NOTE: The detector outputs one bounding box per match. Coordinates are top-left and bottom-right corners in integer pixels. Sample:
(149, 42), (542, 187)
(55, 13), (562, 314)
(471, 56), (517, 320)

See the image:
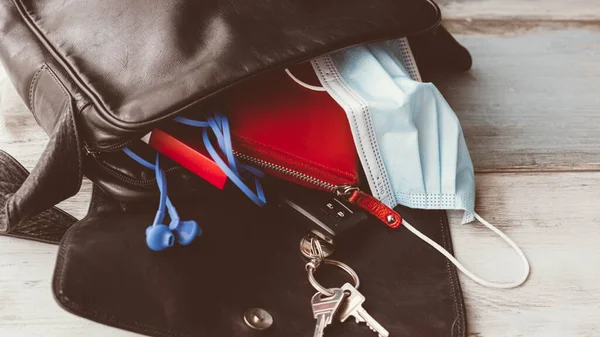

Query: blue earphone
(123, 149), (202, 251)
(123, 113), (265, 251)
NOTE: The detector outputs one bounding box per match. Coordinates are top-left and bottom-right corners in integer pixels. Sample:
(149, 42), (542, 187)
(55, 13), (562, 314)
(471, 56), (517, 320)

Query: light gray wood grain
(432, 28), (600, 172)
(0, 239), (140, 337)
(449, 172), (600, 337)
(438, 0), (600, 21)
(444, 19), (600, 36)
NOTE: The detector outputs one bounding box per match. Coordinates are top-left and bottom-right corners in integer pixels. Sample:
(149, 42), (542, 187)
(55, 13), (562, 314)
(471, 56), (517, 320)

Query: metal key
(311, 288), (345, 337)
(338, 283), (390, 337)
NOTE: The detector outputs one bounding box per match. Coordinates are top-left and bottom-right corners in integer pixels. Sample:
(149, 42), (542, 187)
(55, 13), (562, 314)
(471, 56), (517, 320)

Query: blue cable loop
(175, 113), (267, 207)
(123, 147), (179, 223)
(167, 114), (266, 206)
(122, 147), (154, 169)
(153, 155), (181, 227)
(153, 158), (168, 226)
(173, 116), (210, 128)
(122, 148), (183, 223)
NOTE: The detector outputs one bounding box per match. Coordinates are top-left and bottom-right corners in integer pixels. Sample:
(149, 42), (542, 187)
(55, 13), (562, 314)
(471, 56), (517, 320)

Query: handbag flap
(53, 188), (466, 337)
(11, 0), (440, 150)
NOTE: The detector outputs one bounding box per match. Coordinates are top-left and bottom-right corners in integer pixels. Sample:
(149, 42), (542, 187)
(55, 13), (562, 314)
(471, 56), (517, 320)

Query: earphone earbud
(170, 219), (201, 246)
(146, 153), (201, 251)
(145, 172), (174, 252)
(146, 224), (175, 251)
(123, 143), (205, 251)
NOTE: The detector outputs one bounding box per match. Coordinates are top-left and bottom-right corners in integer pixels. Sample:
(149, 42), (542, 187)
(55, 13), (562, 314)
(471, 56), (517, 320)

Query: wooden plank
(438, 0), (600, 21)
(448, 172), (600, 337)
(0, 238), (140, 337)
(431, 28), (600, 172)
(444, 19), (600, 36)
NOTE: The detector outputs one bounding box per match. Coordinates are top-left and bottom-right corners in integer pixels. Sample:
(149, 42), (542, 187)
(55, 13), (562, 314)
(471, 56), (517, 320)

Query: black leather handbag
(0, 0), (473, 336)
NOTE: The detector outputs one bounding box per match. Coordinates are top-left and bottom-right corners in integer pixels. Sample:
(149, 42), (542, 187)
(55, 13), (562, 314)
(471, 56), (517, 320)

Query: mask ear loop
(401, 213), (530, 289)
(285, 68), (327, 92)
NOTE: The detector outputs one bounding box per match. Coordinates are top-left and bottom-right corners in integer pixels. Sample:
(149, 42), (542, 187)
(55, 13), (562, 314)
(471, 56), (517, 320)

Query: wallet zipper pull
(335, 186), (402, 229)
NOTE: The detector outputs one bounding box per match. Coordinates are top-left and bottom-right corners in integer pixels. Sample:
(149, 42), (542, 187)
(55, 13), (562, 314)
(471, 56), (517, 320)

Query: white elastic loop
(402, 212), (530, 289)
(284, 68), (327, 92)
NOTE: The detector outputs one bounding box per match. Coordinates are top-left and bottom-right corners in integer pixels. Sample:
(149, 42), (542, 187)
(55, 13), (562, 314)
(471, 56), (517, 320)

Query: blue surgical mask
(287, 38), (530, 289)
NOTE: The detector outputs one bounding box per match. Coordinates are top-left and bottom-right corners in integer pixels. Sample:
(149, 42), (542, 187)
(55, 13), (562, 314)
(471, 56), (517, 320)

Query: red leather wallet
(226, 63), (359, 191)
(149, 63), (401, 228)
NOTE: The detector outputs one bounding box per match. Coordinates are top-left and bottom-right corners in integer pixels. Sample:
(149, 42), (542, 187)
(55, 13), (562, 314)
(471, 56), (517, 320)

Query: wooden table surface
(1, 1), (600, 336)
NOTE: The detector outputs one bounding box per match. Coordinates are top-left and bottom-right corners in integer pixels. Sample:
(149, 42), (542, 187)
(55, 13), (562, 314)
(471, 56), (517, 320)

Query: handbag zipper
(232, 150), (402, 228)
(85, 144), (182, 187)
(84, 139), (138, 155)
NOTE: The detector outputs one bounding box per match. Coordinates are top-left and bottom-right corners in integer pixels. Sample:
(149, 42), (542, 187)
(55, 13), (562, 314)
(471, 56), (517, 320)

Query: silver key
(338, 283), (390, 337)
(311, 288), (345, 337)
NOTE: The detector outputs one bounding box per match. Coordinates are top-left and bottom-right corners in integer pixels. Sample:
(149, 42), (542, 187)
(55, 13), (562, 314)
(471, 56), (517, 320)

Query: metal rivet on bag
(244, 308), (273, 330)
(386, 215), (397, 224)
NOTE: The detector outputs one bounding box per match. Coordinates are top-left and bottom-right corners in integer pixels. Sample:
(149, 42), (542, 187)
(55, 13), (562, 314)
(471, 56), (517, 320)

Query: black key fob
(276, 185), (368, 237)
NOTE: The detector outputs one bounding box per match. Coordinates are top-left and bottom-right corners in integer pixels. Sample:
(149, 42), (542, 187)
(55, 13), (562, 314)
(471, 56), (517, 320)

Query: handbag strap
(0, 83), (82, 243)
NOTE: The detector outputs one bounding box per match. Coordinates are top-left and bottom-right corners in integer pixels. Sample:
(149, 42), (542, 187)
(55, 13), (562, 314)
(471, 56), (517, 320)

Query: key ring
(306, 259), (360, 297)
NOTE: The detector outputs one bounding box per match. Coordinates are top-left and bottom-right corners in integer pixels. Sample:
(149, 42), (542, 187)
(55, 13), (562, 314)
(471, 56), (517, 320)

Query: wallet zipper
(233, 151), (402, 228)
(233, 151), (337, 191)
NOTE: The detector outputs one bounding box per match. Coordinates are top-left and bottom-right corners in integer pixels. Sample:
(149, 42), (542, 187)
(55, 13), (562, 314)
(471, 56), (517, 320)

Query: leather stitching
(4, 64), (82, 239)
(440, 215), (460, 336)
(2, 193), (12, 233)
(11, 0), (116, 129)
(28, 64), (46, 113)
(43, 64), (84, 193)
(0, 149), (77, 238)
(440, 213), (467, 337)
